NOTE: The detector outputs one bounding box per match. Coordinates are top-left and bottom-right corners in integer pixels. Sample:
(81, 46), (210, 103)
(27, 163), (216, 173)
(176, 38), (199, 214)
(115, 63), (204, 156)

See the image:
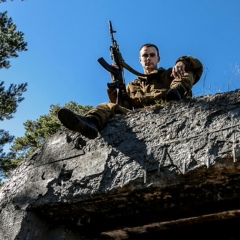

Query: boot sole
(58, 108), (98, 139)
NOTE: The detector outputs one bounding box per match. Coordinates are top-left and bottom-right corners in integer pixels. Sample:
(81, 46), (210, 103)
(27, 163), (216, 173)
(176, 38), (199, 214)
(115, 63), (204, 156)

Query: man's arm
(175, 56), (203, 84)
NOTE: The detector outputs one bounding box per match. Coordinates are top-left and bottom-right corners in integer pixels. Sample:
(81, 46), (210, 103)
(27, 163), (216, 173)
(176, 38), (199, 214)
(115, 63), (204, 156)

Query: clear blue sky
(1, 0), (240, 151)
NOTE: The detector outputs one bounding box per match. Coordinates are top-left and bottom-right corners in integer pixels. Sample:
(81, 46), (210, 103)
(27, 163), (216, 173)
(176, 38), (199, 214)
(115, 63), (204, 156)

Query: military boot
(58, 108), (99, 139)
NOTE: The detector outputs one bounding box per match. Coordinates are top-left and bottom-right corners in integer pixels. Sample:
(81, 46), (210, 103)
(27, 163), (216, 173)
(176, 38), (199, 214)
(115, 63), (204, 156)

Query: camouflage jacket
(107, 55), (203, 109)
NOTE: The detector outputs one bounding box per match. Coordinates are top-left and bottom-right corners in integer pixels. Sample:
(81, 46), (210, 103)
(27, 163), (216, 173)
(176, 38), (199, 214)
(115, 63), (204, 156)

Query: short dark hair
(139, 43), (160, 57)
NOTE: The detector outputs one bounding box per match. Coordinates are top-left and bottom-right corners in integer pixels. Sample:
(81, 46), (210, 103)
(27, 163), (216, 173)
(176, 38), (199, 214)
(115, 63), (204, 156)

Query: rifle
(97, 21), (126, 106)
(98, 21), (146, 106)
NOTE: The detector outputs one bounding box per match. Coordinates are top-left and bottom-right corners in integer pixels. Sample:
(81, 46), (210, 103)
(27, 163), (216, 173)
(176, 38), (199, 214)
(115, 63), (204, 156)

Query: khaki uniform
(86, 55), (203, 129)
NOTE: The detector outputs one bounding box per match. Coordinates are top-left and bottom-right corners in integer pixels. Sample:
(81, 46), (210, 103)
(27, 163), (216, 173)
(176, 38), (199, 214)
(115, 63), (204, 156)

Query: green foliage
(0, 11), (27, 69)
(0, 10), (27, 183)
(0, 81), (27, 121)
(0, 151), (19, 178)
(0, 0), (24, 2)
(0, 81), (27, 174)
(5, 102), (93, 172)
(0, 129), (14, 161)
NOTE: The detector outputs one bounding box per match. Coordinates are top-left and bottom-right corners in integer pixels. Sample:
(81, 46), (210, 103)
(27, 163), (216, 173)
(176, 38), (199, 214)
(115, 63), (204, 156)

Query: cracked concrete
(1, 90), (240, 239)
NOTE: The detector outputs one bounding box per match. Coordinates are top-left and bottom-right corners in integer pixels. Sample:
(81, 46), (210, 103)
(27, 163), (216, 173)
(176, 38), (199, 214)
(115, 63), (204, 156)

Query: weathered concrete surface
(1, 90), (240, 239)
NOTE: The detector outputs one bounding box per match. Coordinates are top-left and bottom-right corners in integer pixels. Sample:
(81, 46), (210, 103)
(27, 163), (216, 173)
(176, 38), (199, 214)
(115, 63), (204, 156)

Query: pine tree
(0, 11), (27, 184)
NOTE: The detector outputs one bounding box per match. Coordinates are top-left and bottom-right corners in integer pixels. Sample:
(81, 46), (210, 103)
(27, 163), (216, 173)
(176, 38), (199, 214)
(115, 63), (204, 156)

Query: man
(58, 43), (203, 139)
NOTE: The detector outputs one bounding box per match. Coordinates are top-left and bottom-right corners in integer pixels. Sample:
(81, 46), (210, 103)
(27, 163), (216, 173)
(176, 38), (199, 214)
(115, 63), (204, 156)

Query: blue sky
(1, 0), (240, 151)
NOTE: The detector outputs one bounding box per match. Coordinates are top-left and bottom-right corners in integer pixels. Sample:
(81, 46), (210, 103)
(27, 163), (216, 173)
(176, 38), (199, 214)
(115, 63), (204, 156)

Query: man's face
(139, 46), (160, 73)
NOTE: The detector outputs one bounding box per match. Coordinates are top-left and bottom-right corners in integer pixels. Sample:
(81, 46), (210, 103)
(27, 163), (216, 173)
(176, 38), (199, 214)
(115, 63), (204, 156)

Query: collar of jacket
(137, 67), (165, 81)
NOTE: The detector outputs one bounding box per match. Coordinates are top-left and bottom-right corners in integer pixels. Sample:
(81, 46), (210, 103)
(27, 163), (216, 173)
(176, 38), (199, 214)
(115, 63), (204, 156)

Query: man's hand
(110, 63), (120, 81)
(171, 61), (185, 79)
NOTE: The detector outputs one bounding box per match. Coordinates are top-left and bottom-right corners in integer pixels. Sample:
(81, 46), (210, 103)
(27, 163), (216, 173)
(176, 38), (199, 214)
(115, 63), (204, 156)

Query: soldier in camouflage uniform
(58, 43), (203, 139)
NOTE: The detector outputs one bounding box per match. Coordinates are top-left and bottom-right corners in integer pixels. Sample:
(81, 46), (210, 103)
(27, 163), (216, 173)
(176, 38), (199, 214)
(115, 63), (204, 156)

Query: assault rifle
(98, 21), (146, 106)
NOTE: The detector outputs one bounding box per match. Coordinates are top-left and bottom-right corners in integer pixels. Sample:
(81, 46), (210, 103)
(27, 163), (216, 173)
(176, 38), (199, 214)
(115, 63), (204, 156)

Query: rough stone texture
(1, 90), (240, 239)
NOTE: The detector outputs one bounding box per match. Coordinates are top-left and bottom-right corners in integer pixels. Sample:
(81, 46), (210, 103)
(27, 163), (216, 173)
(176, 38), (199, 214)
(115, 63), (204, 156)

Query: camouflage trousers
(85, 103), (131, 130)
